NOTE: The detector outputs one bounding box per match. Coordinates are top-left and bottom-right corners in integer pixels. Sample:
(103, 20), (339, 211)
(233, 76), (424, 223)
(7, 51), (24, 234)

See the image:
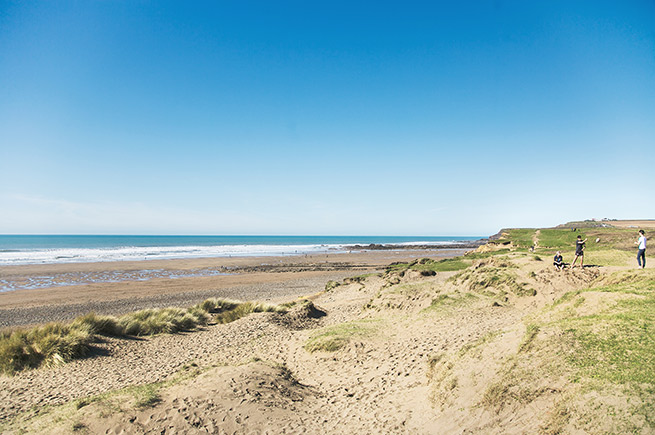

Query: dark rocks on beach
(221, 263), (370, 274)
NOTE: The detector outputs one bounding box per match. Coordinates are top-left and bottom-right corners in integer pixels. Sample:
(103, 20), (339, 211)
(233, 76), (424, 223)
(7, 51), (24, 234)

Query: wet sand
(0, 249), (466, 328)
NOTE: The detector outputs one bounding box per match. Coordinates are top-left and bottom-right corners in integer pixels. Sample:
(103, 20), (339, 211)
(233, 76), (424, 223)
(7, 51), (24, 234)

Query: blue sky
(1, 1), (654, 236)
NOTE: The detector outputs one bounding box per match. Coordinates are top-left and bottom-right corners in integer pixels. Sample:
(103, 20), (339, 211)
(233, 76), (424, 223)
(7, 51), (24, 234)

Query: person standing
(636, 230), (647, 269)
(571, 235), (587, 268)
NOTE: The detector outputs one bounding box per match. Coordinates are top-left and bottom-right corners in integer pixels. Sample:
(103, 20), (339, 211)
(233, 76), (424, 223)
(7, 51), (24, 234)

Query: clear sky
(1, 1), (654, 236)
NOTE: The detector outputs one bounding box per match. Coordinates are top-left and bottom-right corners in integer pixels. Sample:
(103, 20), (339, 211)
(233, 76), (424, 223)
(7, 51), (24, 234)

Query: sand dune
(1, 240), (651, 433)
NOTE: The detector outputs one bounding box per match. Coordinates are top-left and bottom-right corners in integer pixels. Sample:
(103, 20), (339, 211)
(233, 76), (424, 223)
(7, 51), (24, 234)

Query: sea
(0, 235), (481, 266)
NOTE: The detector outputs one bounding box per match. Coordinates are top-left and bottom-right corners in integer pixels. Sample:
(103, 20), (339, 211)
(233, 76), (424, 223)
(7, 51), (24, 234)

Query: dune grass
(0, 322), (95, 374)
(213, 301), (286, 324)
(448, 259), (535, 298)
(325, 280), (341, 291)
(304, 319), (381, 353)
(555, 273), (655, 386)
(387, 257), (472, 274)
(195, 297), (241, 313)
(547, 276), (655, 431)
(465, 249), (511, 259)
(0, 298), (286, 375)
(422, 292), (479, 314)
(480, 268), (655, 432)
(493, 229), (536, 248)
(133, 383), (162, 408)
(121, 307), (210, 336)
(580, 248), (634, 267)
(583, 227), (642, 251)
(70, 306), (211, 338)
(536, 229), (581, 249)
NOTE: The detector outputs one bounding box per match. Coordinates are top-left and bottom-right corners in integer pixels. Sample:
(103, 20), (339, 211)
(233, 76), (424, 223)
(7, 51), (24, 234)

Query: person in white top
(636, 230), (647, 269)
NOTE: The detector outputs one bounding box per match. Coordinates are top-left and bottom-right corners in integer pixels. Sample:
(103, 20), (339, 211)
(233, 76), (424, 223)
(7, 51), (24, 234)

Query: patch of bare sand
(84, 361), (322, 434)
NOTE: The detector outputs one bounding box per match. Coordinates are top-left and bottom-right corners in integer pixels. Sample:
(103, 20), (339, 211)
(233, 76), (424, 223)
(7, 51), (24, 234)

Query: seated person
(553, 251), (564, 270)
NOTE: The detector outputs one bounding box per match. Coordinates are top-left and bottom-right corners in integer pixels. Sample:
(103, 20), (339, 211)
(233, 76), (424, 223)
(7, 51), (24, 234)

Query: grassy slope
(379, 226), (653, 432)
(462, 227), (654, 432)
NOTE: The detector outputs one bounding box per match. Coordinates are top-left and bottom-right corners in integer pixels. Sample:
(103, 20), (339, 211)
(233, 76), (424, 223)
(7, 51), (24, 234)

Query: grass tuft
(133, 384), (161, 408)
(117, 307), (210, 336)
(304, 319), (381, 353)
(0, 322), (94, 374)
(387, 257), (471, 274)
(423, 293), (478, 313)
(213, 302), (286, 324)
(72, 313), (122, 336)
(449, 259), (535, 297)
(518, 324), (539, 353)
(194, 298), (241, 313)
(0, 297), (286, 374)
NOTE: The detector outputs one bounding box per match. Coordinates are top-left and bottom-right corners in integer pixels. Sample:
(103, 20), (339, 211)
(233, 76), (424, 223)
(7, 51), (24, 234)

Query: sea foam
(0, 236), (477, 266)
(0, 244), (348, 266)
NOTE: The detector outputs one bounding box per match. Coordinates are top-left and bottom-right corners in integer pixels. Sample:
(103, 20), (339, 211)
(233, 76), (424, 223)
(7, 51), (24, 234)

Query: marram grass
(0, 298), (286, 374)
(117, 307), (210, 336)
(386, 257), (471, 274)
(213, 301), (286, 324)
(0, 322), (94, 374)
(304, 319), (381, 353)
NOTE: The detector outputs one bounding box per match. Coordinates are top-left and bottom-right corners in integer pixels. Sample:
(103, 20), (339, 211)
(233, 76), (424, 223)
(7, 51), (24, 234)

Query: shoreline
(2, 225), (650, 433)
(0, 236), (485, 267)
(0, 248), (468, 328)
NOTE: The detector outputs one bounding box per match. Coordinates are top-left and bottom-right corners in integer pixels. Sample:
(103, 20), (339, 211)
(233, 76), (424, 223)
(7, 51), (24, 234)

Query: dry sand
(0, 249), (616, 433)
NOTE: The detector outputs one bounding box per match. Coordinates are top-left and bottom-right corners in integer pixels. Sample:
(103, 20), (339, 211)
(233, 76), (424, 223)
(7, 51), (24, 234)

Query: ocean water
(0, 235), (480, 266)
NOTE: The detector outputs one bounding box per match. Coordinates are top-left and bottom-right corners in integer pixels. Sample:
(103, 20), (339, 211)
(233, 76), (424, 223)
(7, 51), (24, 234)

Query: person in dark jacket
(570, 235), (587, 268)
(553, 251), (564, 270)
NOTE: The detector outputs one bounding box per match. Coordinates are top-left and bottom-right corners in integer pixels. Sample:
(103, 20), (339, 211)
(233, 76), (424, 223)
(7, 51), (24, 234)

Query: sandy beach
(3, 0), (651, 431)
(0, 249), (467, 328)
(1, 226), (653, 434)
